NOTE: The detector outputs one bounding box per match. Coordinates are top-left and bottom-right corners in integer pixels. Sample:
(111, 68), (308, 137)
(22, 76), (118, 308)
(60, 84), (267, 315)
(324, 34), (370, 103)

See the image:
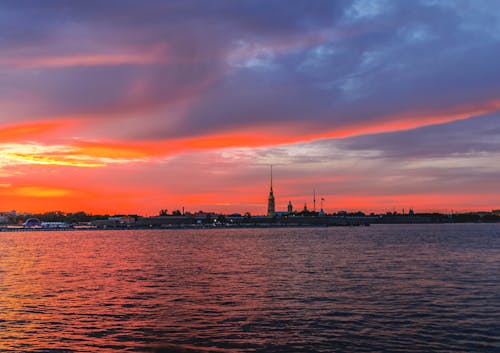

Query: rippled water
(1, 224), (499, 352)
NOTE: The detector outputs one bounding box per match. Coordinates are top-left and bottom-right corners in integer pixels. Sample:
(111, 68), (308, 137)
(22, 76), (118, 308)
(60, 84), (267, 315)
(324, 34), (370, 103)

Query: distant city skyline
(0, 1), (499, 215)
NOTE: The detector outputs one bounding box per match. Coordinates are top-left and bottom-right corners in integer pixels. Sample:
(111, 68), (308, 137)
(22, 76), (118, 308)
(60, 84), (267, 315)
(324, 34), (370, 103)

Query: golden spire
(267, 165), (275, 216)
(270, 165), (273, 193)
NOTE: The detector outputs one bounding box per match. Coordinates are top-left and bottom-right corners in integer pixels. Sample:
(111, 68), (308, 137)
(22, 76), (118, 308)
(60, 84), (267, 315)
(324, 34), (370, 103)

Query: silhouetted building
(287, 201), (293, 214)
(0, 210), (16, 224)
(267, 166), (275, 216)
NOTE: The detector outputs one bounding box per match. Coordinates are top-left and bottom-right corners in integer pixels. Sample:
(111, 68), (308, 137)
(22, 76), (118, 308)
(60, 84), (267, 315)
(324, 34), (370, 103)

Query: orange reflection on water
(1, 227), (499, 352)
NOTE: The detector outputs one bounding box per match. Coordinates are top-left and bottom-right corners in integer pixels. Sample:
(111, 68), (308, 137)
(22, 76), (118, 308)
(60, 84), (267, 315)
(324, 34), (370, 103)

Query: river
(1, 224), (499, 352)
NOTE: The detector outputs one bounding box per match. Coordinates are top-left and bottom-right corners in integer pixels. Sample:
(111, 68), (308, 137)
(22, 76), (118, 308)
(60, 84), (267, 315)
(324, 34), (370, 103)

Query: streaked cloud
(13, 186), (75, 198)
(0, 52), (167, 70)
(0, 142), (149, 172)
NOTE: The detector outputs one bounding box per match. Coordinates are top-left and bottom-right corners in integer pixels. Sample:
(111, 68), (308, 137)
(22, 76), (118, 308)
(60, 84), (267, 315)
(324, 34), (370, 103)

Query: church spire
(267, 165), (275, 216)
(270, 165), (273, 192)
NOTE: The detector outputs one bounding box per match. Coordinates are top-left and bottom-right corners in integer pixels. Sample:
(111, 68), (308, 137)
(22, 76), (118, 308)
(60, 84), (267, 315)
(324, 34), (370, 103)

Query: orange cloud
(3, 185), (75, 198)
(131, 99), (500, 155)
(19, 99), (497, 167)
(16, 186), (72, 198)
(0, 121), (72, 142)
(74, 141), (155, 160)
(114, 98), (500, 156)
(1, 97), (498, 175)
(3, 97), (498, 170)
(5, 152), (106, 168)
(0, 142), (107, 169)
(315, 99), (500, 141)
(57, 134), (288, 164)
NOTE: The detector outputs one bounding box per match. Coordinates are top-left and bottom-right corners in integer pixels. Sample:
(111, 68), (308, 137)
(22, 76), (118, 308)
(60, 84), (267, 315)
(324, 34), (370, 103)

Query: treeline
(13, 211), (138, 224)
(383, 212), (500, 223)
(451, 213), (500, 223)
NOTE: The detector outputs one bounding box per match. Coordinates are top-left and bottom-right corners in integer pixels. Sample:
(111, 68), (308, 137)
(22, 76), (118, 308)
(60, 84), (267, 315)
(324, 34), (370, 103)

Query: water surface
(1, 224), (499, 352)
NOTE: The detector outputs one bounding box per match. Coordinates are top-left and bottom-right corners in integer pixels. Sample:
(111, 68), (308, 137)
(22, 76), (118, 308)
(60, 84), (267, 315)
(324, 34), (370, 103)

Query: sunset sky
(1, 0), (499, 215)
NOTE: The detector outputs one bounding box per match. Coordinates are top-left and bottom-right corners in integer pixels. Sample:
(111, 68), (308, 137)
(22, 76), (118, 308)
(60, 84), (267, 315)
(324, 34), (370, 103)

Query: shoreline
(0, 224), (363, 232)
(2, 222), (499, 232)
